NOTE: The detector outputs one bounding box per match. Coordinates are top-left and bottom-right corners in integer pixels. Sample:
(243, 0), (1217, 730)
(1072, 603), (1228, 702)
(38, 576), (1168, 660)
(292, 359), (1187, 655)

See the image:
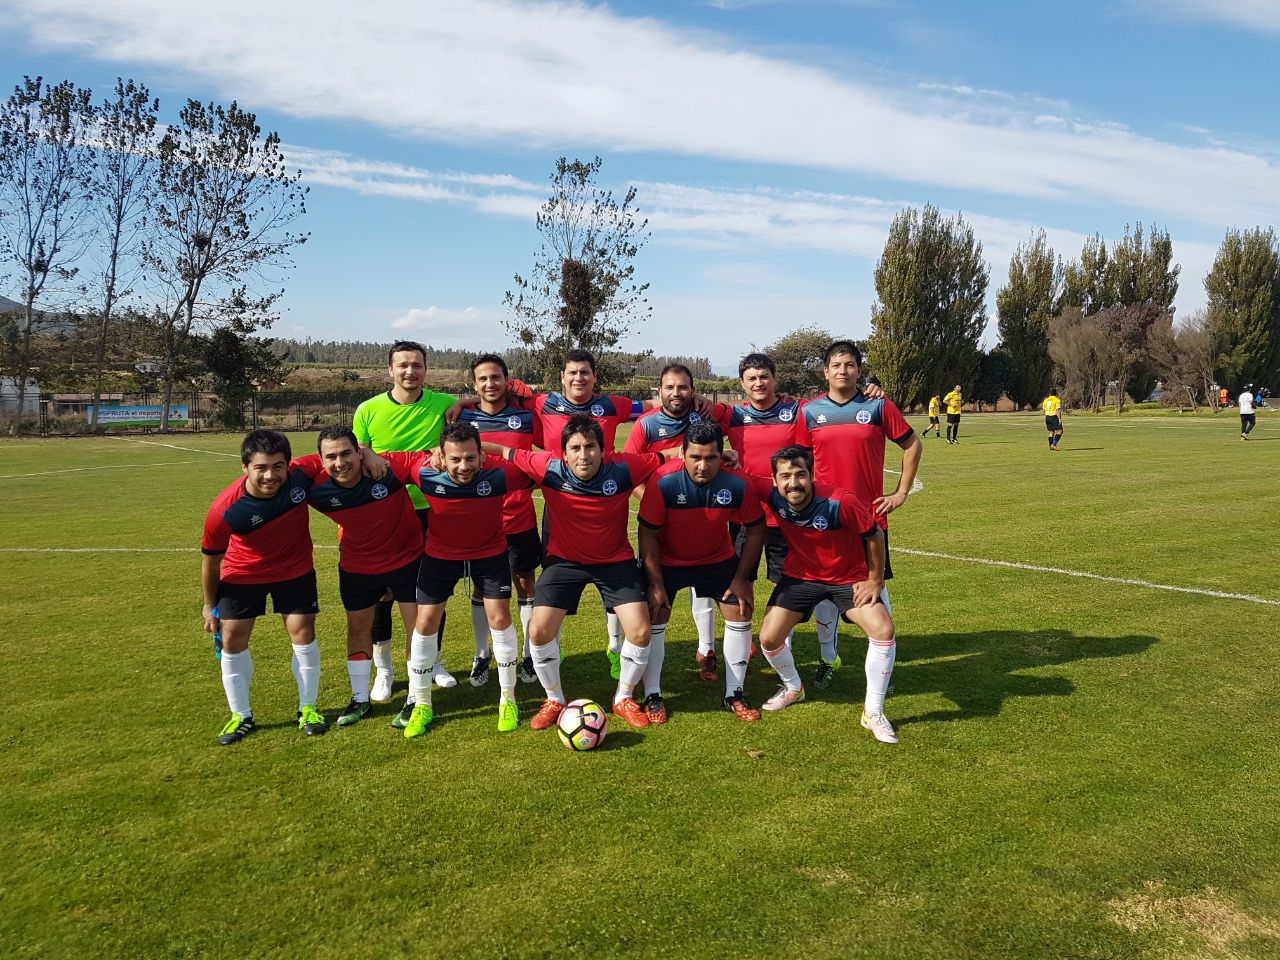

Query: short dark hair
(561, 413), (604, 450)
(824, 340), (862, 367)
(683, 421), (725, 451)
(241, 429), (291, 465)
(316, 425), (358, 453)
(562, 349), (596, 373)
(738, 352), (776, 377)
(660, 363), (693, 386)
(770, 444), (813, 476)
(440, 421), (482, 453)
(388, 340), (427, 365)
(471, 353), (508, 378)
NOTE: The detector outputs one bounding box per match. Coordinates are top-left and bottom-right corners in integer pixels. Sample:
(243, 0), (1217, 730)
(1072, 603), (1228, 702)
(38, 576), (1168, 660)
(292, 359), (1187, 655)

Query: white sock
(784, 629), (794, 650)
(532, 637), (565, 704)
(691, 593), (716, 656)
(722, 620), (752, 697)
(292, 641), (321, 709)
(763, 643), (802, 692)
(864, 639), (897, 715)
(470, 600), (490, 659)
(815, 598), (840, 663)
(347, 656), (371, 702)
(616, 640), (650, 703)
(491, 625), (518, 699)
(518, 600), (533, 657)
(220, 649), (252, 716)
(408, 630), (437, 707)
(606, 611), (622, 654)
(643, 623), (667, 697)
(372, 640), (393, 678)
(879, 584), (892, 615)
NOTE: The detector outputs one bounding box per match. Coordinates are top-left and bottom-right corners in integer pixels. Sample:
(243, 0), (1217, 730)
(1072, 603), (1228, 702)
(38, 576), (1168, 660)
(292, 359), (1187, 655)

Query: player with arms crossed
(748, 446), (899, 744)
(494, 413), (664, 731)
(1042, 391), (1063, 450)
(943, 384), (964, 444)
(202, 430), (325, 746)
(638, 422), (766, 722)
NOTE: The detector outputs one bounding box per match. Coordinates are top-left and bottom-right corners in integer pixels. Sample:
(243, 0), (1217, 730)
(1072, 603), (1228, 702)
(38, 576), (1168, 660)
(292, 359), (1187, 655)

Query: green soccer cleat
(403, 702), (434, 738)
(336, 698), (371, 727)
(607, 648), (621, 680)
(811, 655), (843, 690)
(297, 704), (327, 736)
(218, 712), (256, 746)
(391, 698), (415, 729)
(497, 697), (519, 733)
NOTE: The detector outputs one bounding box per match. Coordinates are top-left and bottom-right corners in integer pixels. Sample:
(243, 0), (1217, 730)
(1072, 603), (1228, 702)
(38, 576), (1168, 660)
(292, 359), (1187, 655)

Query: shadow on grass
(1056, 446), (1104, 452)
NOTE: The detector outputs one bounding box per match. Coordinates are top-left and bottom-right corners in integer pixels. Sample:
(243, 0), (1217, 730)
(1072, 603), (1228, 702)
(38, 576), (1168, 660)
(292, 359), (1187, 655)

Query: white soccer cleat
(762, 684), (806, 712)
(370, 670), (394, 703)
(860, 711), (899, 744)
(432, 661), (458, 689)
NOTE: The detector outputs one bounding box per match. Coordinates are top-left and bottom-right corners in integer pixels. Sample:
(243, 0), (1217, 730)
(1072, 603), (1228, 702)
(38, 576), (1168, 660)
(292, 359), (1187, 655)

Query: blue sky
(3, 0), (1278, 373)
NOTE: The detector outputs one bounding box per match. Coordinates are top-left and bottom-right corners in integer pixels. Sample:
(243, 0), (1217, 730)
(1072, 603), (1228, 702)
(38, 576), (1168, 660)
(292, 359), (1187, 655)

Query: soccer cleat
(606, 648), (622, 680)
(403, 702), (434, 738)
(336, 698), (371, 727)
(722, 690), (760, 723)
(519, 655), (537, 684)
(762, 684), (806, 712)
(370, 669), (394, 703)
(860, 711), (899, 744)
(696, 650), (719, 682)
(644, 692), (668, 725)
(497, 698), (519, 732)
(811, 655), (843, 690)
(391, 698), (416, 729)
(529, 699), (565, 731)
(469, 655), (491, 687)
(612, 697), (651, 729)
(297, 704), (327, 736)
(217, 713), (256, 746)
(432, 662), (458, 689)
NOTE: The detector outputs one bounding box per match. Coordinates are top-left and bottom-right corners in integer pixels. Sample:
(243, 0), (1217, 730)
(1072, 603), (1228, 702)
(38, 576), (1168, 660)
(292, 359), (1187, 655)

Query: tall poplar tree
(1204, 227), (1280, 387)
(996, 230), (1062, 408)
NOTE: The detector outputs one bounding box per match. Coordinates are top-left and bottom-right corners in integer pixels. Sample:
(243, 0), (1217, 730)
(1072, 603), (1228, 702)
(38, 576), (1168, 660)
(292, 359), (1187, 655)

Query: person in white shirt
(1239, 386), (1256, 439)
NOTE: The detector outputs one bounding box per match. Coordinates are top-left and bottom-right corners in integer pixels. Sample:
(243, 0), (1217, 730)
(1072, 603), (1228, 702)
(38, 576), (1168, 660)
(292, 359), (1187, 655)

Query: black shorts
(217, 569), (319, 620)
(768, 576), (882, 623)
(338, 557), (420, 611)
(1045, 415), (1062, 431)
(946, 413), (961, 425)
(506, 526), (543, 575)
(661, 556), (739, 602)
(416, 551), (512, 605)
(731, 522), (788, 584)
(1241, 413), (1256, 428)
(928, 416), (939, 425)
(534, 556), (647, 613)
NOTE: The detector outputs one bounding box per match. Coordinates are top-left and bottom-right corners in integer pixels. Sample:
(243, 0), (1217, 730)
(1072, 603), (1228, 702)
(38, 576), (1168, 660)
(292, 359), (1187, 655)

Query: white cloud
(6, 0), (1279, 227)
(389, 305), (508, 348)
(1138, 0), (1280, 34)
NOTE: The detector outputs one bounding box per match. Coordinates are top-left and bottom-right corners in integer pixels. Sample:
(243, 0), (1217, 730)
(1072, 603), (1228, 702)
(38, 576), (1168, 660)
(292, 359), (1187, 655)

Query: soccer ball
(557, 698), (608, 751)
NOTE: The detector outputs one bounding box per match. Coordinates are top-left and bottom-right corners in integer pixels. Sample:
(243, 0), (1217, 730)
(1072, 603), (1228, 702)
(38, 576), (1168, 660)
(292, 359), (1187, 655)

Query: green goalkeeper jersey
(352, 389), (455, 510)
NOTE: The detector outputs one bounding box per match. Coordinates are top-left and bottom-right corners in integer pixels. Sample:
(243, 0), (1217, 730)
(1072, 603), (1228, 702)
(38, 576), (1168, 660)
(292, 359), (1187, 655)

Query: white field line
(0, 459), (205, 480)
(110, 436), (240, 458)
(0, 546), (340, 553)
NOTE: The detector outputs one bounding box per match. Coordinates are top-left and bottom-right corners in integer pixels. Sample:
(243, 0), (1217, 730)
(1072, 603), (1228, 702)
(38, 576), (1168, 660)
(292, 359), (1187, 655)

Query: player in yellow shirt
(943, 385), (963, 444)
(923, 394), (942, 438)
(1041, 392), (1063, 450)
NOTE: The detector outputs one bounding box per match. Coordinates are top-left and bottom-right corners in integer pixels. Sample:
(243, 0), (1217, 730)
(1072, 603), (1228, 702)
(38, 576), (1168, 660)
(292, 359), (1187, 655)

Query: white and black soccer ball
(557, 698), (609, 751)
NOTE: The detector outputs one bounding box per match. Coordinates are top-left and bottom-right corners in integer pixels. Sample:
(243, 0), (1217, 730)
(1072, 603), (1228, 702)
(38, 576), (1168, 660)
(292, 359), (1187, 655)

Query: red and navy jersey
(292, 455), (422, 575)
(529, 392), (634, 453)
(201, 464), (315, 584)
(747, 476), (876, 585)
(385, 452), (532, 561)
(458, 404), (542, 533)
(624, 404), (728, 454)
(510, 449), (662, 564)
(796, 393), (913, 529)
(720, 398), (802, 526)
(638, 460), (764, 566)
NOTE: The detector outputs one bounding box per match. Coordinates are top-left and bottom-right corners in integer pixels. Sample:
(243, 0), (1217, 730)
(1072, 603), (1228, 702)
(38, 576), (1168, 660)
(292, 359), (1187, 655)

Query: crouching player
(748, 446), (899, 744)
(294, 426), (421, 727)
(201, 429), (324, 745)
(637, 422), (765, 722)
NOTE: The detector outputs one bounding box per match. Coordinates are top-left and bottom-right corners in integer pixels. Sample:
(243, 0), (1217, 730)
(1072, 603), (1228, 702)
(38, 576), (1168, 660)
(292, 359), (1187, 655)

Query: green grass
(2, 413), (1279, 959)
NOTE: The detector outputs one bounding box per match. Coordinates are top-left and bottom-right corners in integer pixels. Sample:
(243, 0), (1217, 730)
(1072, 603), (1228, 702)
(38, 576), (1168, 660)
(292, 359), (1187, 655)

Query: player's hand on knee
(853, 578), (883, 607)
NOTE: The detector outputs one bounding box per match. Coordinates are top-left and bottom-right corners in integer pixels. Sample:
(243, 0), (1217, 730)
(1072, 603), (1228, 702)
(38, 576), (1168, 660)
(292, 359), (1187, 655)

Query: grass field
(2, 411), (1279, 960)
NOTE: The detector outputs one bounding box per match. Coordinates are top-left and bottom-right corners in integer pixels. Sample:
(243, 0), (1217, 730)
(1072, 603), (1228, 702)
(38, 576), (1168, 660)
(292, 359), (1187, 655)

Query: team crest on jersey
(477, 480), (492, 496)
(856, 410), (872, 424)
(779, 408), (794, 422)
(251, 514), (264, 526)
(815, 414), (827, 424)
(507, 415), (523, 430)
(590, 403), (605, 416)
(812, 515), (829, 530)
(289, 487), (306, 504)
(689, 412), (701, 424)
(602, 478), (618, 495)
(676, 492), (687, 504)
(434, 484), (446, 494)
(743, 415), (753, 423)
(658, 427), (668, 437)
(557, 404), (568, 412)
(329, 497), (342, 507)
(715, 488), (732, 505)
(371, 483), (388, 499)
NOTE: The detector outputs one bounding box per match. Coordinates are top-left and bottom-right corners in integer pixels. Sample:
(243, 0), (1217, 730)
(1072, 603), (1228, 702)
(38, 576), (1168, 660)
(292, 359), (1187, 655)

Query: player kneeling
(748, 446), (899, 744)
